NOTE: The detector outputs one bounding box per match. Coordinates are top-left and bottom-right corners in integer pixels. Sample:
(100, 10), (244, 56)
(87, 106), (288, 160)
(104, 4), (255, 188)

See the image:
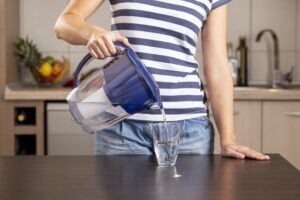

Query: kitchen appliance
(67, 42), (162, 133)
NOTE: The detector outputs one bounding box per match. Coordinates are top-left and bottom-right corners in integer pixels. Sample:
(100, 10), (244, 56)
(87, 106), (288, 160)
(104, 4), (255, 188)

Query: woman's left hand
(221, 143), (270, 160)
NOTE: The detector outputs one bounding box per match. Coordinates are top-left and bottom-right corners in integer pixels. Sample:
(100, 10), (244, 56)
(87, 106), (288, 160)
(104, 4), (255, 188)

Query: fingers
(115, 35), (132, 48)
(88, 42), (104, 59)
(96, 39), (111, 57)
(222, 146), (245, 159)
(87, 34), (104, 59)
(87, 46), (98, 59)
(87, 32), (131, 59)
(222, 144), (271, 160)
(232, 145), (270, 160)
(104, 35), (117, 55)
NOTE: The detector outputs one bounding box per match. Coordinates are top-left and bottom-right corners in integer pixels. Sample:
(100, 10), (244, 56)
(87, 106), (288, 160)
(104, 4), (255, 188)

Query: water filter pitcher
(67, 42), (162, 133)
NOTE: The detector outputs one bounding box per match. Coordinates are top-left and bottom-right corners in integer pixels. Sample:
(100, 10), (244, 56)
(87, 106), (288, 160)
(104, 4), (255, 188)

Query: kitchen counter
(0, 154), (299, 200)
(5, 83), (71, 101)
(4, 82), (300, 100)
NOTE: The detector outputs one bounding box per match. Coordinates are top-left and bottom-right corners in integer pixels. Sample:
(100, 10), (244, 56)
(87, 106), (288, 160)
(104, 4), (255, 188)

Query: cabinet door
(47, 103), (95, 155)
(211, 101), (262, 154)
(263, 101), (300, 170)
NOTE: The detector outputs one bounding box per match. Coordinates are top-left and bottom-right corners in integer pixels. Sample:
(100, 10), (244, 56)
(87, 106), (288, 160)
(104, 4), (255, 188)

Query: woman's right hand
(87, 31), (132, 59)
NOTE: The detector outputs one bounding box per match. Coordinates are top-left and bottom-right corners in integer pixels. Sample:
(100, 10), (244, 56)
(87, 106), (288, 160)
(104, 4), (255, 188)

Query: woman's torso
(109, 0), (215, 121)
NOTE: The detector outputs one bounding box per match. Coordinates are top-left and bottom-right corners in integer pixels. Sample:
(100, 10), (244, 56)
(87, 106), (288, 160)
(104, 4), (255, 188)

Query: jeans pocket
(186, 115), (212, 129)
(179, 116), (214, 154)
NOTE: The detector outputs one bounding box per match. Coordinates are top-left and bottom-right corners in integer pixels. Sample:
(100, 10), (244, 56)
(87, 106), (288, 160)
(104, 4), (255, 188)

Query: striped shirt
(109, 0), (231, 121)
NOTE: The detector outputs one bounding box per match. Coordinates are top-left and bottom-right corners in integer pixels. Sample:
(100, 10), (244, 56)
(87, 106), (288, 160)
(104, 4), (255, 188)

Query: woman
(55, 0), (270, 160)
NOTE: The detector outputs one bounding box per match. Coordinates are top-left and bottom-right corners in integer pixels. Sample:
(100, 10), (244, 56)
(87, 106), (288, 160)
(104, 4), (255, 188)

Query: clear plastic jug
(67, 42), (162, 133)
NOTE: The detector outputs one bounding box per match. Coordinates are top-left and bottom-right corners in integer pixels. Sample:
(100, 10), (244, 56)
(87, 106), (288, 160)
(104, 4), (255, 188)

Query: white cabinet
(211, 101), (262, 154)
(210, 100), (300, 171)
(262, 101), (300, 170)
(47, 103), (95, 155)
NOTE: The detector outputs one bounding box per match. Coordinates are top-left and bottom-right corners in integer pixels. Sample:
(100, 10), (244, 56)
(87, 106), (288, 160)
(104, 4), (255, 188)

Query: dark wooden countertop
(0, 154), (299, 200)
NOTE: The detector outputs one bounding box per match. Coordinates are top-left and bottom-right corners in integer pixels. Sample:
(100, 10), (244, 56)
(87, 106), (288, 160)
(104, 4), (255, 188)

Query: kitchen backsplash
(20, 0), (300, 85)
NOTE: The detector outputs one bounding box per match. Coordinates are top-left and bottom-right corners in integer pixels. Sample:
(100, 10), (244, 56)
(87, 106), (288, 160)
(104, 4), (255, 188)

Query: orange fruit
(52, 64), (62, 76)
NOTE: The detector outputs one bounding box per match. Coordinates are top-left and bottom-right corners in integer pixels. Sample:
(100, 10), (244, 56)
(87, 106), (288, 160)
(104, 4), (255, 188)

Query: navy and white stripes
(109, 0), (231, 121)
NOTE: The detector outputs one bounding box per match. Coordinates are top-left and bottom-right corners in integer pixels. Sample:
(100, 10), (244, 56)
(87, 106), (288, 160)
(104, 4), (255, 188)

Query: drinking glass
(152, 122), (181, 166)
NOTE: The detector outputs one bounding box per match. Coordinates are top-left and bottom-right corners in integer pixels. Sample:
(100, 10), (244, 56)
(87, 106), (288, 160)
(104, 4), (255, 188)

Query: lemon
(39, 63), (52, 77)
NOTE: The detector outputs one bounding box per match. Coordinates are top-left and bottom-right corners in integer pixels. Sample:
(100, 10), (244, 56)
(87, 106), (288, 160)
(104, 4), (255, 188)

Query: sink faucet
(256, 29), (281, 88)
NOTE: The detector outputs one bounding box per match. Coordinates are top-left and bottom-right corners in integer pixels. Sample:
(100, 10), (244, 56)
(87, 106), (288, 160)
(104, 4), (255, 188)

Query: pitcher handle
(73, 41), (128, 87)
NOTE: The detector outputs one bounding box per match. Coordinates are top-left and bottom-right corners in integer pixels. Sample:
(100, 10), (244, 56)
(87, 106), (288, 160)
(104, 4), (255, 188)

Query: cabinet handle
(285, 112), (300, 117)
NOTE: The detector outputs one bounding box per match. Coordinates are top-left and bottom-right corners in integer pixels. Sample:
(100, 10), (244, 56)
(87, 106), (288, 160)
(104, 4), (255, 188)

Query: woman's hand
(87, 31), (132, 59)
(221, 142), (270, 160)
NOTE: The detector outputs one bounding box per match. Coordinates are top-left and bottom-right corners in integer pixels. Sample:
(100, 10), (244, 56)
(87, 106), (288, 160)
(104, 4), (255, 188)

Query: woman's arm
(54, 0), (131, 58)
(201, 5), (269, 160)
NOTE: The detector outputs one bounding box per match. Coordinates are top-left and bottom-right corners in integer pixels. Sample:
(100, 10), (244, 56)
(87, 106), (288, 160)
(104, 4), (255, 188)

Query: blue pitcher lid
(124, 47), (163, 109)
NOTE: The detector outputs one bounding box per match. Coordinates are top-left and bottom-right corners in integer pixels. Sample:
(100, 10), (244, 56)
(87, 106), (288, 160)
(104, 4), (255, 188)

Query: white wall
(20, 0), (111, 73)
(20, 0), (300, 85)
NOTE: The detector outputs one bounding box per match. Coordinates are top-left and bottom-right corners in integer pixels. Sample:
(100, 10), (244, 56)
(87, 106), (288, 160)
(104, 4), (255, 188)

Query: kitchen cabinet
(3, 85), (300, 171)
(47, 103), (95, 155)
(211, 101), (262, 154)
(262, 101), (300, 170)
(5, 101), (44, 155)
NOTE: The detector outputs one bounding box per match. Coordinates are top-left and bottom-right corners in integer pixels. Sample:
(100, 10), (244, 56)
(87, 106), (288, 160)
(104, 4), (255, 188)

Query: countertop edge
(4, 84), (71, 101)
(4, 83), (300, 101)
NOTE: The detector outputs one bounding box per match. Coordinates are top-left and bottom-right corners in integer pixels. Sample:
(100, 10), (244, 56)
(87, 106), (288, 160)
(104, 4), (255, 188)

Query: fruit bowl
(22, 56), (70, 87)
(15, 37), (70, 87)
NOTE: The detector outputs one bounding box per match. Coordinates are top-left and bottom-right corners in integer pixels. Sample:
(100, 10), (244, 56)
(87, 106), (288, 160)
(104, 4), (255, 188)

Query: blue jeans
(95, 115), (215, 155)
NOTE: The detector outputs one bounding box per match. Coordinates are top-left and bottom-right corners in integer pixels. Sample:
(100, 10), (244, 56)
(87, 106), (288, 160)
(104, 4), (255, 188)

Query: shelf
(15, 107), (36, 125)
(15, 135), (36, 155)
(13, 126), (36, 134)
